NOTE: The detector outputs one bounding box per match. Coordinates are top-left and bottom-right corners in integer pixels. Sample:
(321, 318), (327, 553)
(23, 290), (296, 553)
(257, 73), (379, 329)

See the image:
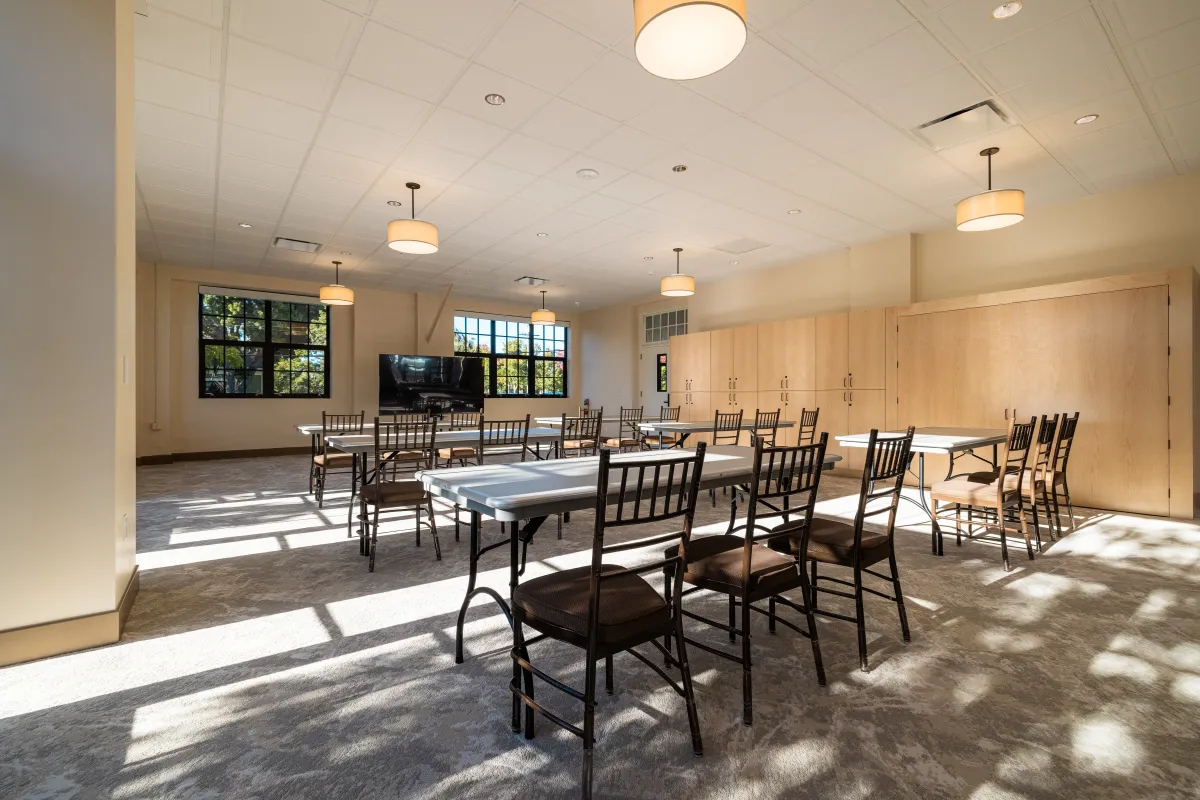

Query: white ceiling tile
(219, 153), (298, 190)
(134, 59), (220, 118)
(794, 105), (911, 157)
(215, 197), (285, 226)
(286, 191), (356, 220)
(422, 184), (507, 226)
(279, 208), (343, 235)
(1028, 89), (1147, 143)
(933, 0), (1089, 54)
(475, 5), (606, 94)
(519, 98), (620, 150)
(1132, 18), (1200, 79)
(748, 78), (864, 140)
(690, 116), (824, 188)
(328, 76), (434, 137)
(220, 123), (311, 170)
(470, 198), (556, 236)
(347, 22), (467, 103)
(218, 176), (290, 207)
(583, 126), (674, 172)
(628, 88), (740, 147)
(457, 160), (539, 194)
(148, 0), (224, 28)
(975, 10), (1121, 93)
(522, 0), (628, 47)
(559, 51), (674, 122)
(543, 155), (627, 191)
(136, 133), (217, 172)
(137, 161), (216, 195)
(440, 64), (553, 130)
(292, 171), (369, 204)
(870, 65), (990, 129)
(1112, 0), (1200, 42)
(229, 0), (362, 70)
(999, 66), (1129, 121)
(393, 140), (478, 180)
(150, 217), (215, 239)
(147, 201), (215, 226)
(516, 177), (589, 209)
(568, 193), (635, 220)
(371, 0), (513, 58)
(415, 108), (509, 157)
(222, 87), (323, 142)
(134, 9), (223, 79)
(936, 124), (1046, 175)
(488, 132), (574, 174)
(597, 172), (671, 205)
(224, 36), (340, 111)
(1059, 117), (1161, 162)
(773, 0), (914, 66)
(315, 116), (405, 162)
(1166, 100), (1200, 137)
(833, 24), (956, 100)
(304, 147), (387, 184)
(690, 35), (812, 114)
(135, 102), (219, 149)
(1089, 161), (1179, 193)
(141, 183), (214, 211)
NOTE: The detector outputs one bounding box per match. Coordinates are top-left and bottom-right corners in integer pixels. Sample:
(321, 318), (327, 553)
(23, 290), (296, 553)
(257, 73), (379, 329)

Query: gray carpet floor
(2, 454), (1198, 799)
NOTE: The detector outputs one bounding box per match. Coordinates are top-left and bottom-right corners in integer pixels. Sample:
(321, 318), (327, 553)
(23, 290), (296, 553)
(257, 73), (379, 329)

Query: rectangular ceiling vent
(713, 238), (770, 255)
(915, 100), (1012, 151)
(272, 236), (323, 253)
(514, 276), (549, 286)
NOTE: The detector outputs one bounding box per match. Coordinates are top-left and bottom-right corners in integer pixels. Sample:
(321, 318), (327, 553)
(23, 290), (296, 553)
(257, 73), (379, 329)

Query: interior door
(815, 313), (849, 390)
(639, 346), (669, 414)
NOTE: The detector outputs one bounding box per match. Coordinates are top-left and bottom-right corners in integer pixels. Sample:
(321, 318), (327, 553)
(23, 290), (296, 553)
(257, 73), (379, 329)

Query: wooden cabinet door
(732, 325), (758, 392)
(757, 389), (794, 446)
(1004, 286), (1169, 515)
(847, 390), (886, 471)
(709, 328), (734, 392)
(674, 331), (710, 391)
(784, 317), (816, 392)
(685, 391), (713, 445)
(848, 307), (886, 390)
(813, 389), (849, 463)
(814, 313), (849, 390)
(757, 321), (787, 392)
(668, 333), (688, 393)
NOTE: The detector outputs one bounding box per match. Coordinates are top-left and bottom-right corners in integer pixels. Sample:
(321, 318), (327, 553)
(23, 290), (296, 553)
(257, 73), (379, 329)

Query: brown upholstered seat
(512, 564), (669, 645)
(438, 446), (477, 459)
(360, 480), (427, 506)
(667, 534), (798, 593)
(313, 452), (354, 467)
(562, 439), (595, 449)
(380, 449), (426, 462)
(804, 517), (890, 568)
(929, 472), (1018, 504)
(603, 437), (639, 448)
(641, 435), (678, 446)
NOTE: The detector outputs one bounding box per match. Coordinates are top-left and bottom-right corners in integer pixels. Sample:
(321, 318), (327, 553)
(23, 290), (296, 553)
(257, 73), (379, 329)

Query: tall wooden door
(815, 313), (849, 390)
(671, 331), (710, 392)
(668, 334), (689, 393)
(848, 308), (886, 390)
(785, 317), (816, 392)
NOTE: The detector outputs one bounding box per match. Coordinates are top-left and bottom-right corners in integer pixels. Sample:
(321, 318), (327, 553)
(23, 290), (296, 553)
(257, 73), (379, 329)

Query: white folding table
(836, 427), (1007, 556)
(637, 420), (796, 448)
(418, 445), (841, 665)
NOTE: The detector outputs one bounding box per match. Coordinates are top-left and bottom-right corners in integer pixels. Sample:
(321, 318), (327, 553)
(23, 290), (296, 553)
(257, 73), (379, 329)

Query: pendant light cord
(674, 246), (683, 275)
(333, 260), (341, 284)
(987, 152), (992, 191)
(540, 290), (547, 310)
(410, 185), (416, 220)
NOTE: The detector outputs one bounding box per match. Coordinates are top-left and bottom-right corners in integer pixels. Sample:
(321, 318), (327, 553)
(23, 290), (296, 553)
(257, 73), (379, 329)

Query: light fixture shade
(320, 284), (354, 306)
(387, 218), (439, 254)
(956, 189), (1025, 232)
(634, 0), (747, 80)
(660, 273), (695, 297)
(531, 308), (556, 326)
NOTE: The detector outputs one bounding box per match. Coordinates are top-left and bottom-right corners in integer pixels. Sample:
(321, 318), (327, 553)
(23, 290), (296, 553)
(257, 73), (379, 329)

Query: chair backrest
(373, 418), (436, 473)
(712, 409), (744, 447)
(998, 414), (1036, 500)
(320, 411), (365, 454)
(1051, 412), (1080, 475)
(752, 408), (781, 446)
(480, 414), (531, 463)
(797, 407), (820, 445)
(559, 411), (603, 457)
(449, 410), (481, 430)
(617, 406), (644, 440)
(738, 434), (829, 559)
(582, 444), (708, 651)
(386, 410), (429, 425)
(1031, 413), (1059, 484)
(846, 427), (915, 551)
(659, 406), (681, 422)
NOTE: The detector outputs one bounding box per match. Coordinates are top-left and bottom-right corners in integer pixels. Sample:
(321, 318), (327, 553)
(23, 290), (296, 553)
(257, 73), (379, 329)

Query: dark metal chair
(444, 415), (532, 543)
(751, 408), (781, 447)
(775, 427), (915, 672)
(641, 405), (682, 450)
(437, 410), (483, 467)
(603, 406), (643, 452)
(312, 410), (364, 508)
(710, 409), (744, 506)
(797, 407), (820, 445)
(358, 418), (439, 570)
(1047, 412), (1080, 533)
(556, 409), (603, 458)
(668, 434), (830, 725)
(510, 444), (708, 800)
(930, 415), (1037, 570)
(1024, 414), (1061, 541)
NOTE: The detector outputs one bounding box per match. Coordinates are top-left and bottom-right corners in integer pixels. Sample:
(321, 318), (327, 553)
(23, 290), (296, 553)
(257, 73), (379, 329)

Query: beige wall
(1, 0), (137, 634)
(136, 263), (582, 456)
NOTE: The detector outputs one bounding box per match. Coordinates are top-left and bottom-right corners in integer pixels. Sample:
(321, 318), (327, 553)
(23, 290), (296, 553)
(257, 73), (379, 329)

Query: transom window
(199, 292), (331, 398)
(645, 308), (687, 344)
(453, 314), (568, 397)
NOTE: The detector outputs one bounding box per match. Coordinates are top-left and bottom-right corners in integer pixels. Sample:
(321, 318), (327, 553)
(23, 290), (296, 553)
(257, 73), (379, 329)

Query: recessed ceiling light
(484, 93), (506, 106)
(238, 222), (253, 228)
(536, 232), (548, 237)
(576, 168), (600, 180)
(787, 209), (801, 215)
(730, 260), (739, 265)
(644, 256), (654, 260)
(387, 200), (402, 207)
(1075, 114), (1099, 125)
(992, 1), (1022, 19)
(672, 164), (688, 173)
(341, 251), (352, 255)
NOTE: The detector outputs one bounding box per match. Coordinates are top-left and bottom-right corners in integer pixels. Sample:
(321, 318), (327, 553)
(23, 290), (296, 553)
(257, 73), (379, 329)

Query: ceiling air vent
(713, 238), (770, 255)
(915, 100), (1012, 151)
(272, 236), (323, 253)
(515, 276), (549, 286)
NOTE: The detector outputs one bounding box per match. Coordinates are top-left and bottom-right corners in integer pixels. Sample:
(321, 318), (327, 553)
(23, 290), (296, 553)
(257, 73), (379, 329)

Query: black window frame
(198, 292), (332, 399)
(657, 353), (668, 393)
(453, 314), (569, 398)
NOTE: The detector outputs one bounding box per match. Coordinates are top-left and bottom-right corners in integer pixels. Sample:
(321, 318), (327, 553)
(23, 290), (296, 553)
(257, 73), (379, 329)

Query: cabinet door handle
(780, 379), (784, 389)
(849, 375), (854, 388)
(843, 376), (847, 388)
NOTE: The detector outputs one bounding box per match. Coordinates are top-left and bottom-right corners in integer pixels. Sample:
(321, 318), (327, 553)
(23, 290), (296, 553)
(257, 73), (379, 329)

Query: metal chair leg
(741, 594), (753, 726)
(673, 614), (704, 757)
(853, 566), (868, 672)
(604, 655), (614, 695)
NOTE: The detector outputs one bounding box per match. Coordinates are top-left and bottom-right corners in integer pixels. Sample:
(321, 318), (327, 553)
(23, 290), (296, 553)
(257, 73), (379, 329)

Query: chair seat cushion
(802, 518), (891, 567)
(603, 437), (639, 448)
(360, 480), (427, 506)
(642, 435), (679, 445)
(380, 449), (426, 463)
(668, 535), (799, 594)
(562, 439), (595, 449)
(438, 447), (477, 459)
(929, 472), (1018, 504)
(513, 564), (668, 645)
(313, 452), (354, 467)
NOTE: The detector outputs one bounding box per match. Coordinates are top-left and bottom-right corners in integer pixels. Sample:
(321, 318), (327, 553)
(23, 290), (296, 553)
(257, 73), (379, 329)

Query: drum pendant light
(660, 247), (695, 297)
(634, 0), (747, 81)
(387, 182), (439, 254)
(320, 260), (354, 306)
(531, 290), (555, 326)
(956, 147), (1025, 232)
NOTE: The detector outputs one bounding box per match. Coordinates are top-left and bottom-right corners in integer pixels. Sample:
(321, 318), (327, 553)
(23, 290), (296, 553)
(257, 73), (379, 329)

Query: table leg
(895, 453), (940, 555)
(309, 433), (317, 494)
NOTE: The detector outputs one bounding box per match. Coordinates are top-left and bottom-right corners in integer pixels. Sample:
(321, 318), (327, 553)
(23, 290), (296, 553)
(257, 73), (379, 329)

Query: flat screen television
(378, 354), (484, 415)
